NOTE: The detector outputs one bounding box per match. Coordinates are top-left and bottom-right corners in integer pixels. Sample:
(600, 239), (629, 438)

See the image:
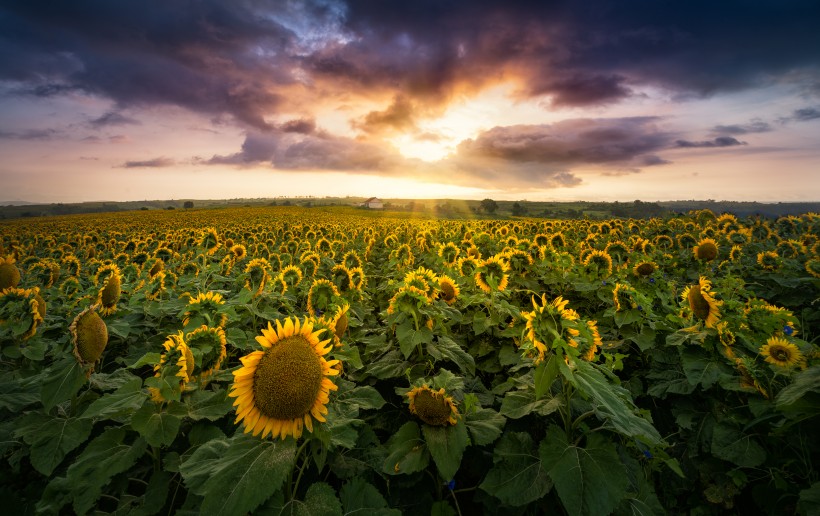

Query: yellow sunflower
(307, 278), (340, 316)
(438, 275), (460, 305)
(612, 283), (636, 311)
(229, 317), (339, 440)
(760, 337), (804, 369)
(279, 264), (304, 289)
(407, 385), (459, 426)
(474, 256), (510, 293)
(185, 325), (227, 382)
(632, 260), (656, 277)
(693, 238), (719, 262)
(244, 258), (271, 297)
(97, 268), (122, 317)
(182, 291), (228, 328)
(387, 285), (430, 315)
(69, 305), (108, 373)
(583, 249), (613, 278)
(757, 251), (780, 271)
(806, 258), (820, 279)
(0, 287), (44, 341)
(323, 302), (350, 346)
(437, 242), (460, 266)
(149, 332), (195, 402)
(0, 255), (21, 290)
(681, 276), (722, 328)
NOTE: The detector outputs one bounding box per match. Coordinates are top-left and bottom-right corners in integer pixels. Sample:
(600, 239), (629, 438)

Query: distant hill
(0, 200), (36, 206)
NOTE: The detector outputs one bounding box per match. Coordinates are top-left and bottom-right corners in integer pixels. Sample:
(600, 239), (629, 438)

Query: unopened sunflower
(229, 317), (339, 440)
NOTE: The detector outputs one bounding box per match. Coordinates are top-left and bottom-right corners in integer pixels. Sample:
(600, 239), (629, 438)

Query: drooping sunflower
(323, 302), (350, 346)
(342, 250), (363, 270)
(583, 249), (613, 278)
(438, 242), (461, 266)
(387, 285), (430, 315)
(693, 238), (719, 262)
(230, 244), (247, 261)
(760, 337), (804, 369)
(0, 255), (21, 290)
(681, 276), (722, 328)
(348, 266), (367, 291)
(438, 275), (460, 306)
(389, 243), (415, 268)
(200, 227), (220, 255)
(456, 256), (479, 277)
(404, 267), (439, 300)
(757, 251), (781, 271)
(330, 264), (353, 292)
(407, 385), (459, 426)
(307, 278), (340, 316)
(632, 260), (657, 277)
(149, 332), (195, 403)
(229, 317), (339, 440)
(97, 267), (122, 316)
(182, 291), (228, 328)
(279, 264), (304, 289)
(244, 258), (271, 297)
(0, 287), (44, 341)
(612, 283), (637, 312)
(69, 305), (108, 373)
(522, 295), (578, 362)
(806, 258), (820, 279)
(186, 325), (227, 382)
(474, 256), (510, 293)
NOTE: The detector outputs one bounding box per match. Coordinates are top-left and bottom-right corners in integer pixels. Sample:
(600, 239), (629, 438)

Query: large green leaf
(479, 431), (552, 507)
(65, 427), (148, 514)
(40, 357), (87, 411)
(14, 413), (92, 476)
(339, 477), (401, 516)
(681, 348), (727, 389)
(710, 422), (766, 468)
(185, 388), (234, 421)
(534, 354), (559, 400)
(130, 400), (186, 447)
(335, 385), (386, 411)
(540, 425), (628, 516)
(0, 373), (42, 411)
(422, 420), (469, 481)
(382, 421), (429, 475)
(464, 408), (506, 446)
(428, 336), (475, 375)
(80, 377), (145, 420)
(396, 322), (433, 359)
(292, 482), (342, 516)
(776, 367), (820, 409)
(572, 361), (662, 445)
(499, 390), (562, 419)
(798, 481), (820, 516)
(179, 432), (296, 516)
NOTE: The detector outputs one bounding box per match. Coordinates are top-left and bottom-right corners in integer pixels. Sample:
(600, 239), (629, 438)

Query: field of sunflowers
(1, 205), (819, 515)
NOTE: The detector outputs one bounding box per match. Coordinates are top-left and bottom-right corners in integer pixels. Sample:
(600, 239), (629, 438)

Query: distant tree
(140, 207), (149, 211)
(511, 202), (527, 216)
(166, 206), (175, 210)
(480, 198), (498, 214)
(183, 201), (194, 209)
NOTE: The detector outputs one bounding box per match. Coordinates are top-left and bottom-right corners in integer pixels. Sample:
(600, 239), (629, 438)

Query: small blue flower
(446, 480), (456, 491)
(642, 449), (653, 459)
(602, 280), (607, 286)
(783, 325), (794, 336)
(638, 305), (643, 311)
(649, 278), (655, 283)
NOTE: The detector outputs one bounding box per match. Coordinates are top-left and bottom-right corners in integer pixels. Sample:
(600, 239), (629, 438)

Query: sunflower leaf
(40, 357), (87, 412)
(336, 385), (386, 411)
(13, 413), (93, 476)
(710, 422), (766, 467)
(339, 477), (401, 516)
(431, 336), (475, 375)
(465, 408), (506, 446)
(130, 400), (185, 447)
(179, 432), (296, 516)
(80, 377), (144, 421)
(499, 390), (562, 419)
(423, 420), (469, 481)
(382, 421), (429, 475)
(479, 431), (551, 507)
(540, 425), (628, 516)
(294, 482), (342, 516)
(185, 388), (234, 421)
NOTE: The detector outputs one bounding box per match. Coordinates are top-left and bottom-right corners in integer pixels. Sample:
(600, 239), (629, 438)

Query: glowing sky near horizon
(1, 0), (819, 204)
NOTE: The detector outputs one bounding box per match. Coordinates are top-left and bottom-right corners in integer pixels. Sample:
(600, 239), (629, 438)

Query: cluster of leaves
(1, 206), (819, 515)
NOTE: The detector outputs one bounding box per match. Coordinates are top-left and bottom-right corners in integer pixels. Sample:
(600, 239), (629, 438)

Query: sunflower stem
(288, 439), (311, 501)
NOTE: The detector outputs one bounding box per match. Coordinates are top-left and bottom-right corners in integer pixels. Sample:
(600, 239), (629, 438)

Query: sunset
(1, 0), (819, 203)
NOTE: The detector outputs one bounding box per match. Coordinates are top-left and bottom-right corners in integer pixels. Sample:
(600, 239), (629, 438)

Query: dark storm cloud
(711, 120), (771, 135)
(675, 136), (746, 148)
(89, 111), (140, 129)
(3, 0), (819, 131)
(121, 157), (175, 168)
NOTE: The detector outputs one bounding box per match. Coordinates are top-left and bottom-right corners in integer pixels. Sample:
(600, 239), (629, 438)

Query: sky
(1, 0), (819, 204)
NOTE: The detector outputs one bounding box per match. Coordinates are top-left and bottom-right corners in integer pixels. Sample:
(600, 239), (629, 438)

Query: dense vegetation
(1, 206), (818, 515)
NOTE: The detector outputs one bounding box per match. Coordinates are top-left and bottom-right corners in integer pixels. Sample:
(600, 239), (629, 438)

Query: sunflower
(300, 254), (320, 278)
(632, 260), (656, 277)
(474, 256), (510, 293)
(612, 283), (636, 312)
(681, 277), (722, 328)
(456, 257), (479, 277)
(806, 258), (820, 279)
(0, 255), (21, 290)
(229, 317), (339, 440)
(342, 250), (363, 270)
(760, 337), (804, 369)
(729, 245), (743, 261)
(186, 325), (227, 382)
(244, 258), (271, 297)
(407, 385), (459, 426)
(230, 244), (247, 261)
(387, 286), (430, 315)
(390, 243), (415, 268)
(145, 258), (165, 278)
(330, 264), (353, 292)
(149, 332), (195, 403)
(348, 266), (367, 291)
(323, 302), (350, 346)
(69, 305), (108, 373)
(182, 291), (228, 328)
(757, 251), (781, 271)
(583, 249), (613, 278)
(0, 287), (44, 341)
(404, 267), (439, 299)
(97, 267), (122, 316)
(693, 238), (719, 261)
(200, 227), (220, 255)
(438, 275), (460, 305)
(437, 242), (461, 266)
(522, 295), (578, 362)
(307, 278), (340, 316)
(60, 277), (82, 298)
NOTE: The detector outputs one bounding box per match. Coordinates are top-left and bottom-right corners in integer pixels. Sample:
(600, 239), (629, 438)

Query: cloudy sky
(1, 0), (819, 203)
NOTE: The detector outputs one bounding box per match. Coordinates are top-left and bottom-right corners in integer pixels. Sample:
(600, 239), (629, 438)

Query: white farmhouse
(362, 197), (384, 209)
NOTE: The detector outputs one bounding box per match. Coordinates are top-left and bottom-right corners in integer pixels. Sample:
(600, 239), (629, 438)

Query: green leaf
(422, 420), (469, 481)
(479, 431), (551, 507)
(396, 322), (433, 359)
(336, 385), (386, 411)
(430, 336), (475, 375)
(540, 425), (628, 516)
(776, 367), (820, 409)
(339, 477), (401, 516)
(710, 422), (766, 468)
(80, 377), (145, 420)
(180, 432), (296, 516)
(130, 401), (185, 447)
(14, 413), (92, 476)
(293, 482), (342, 516)
(382, 421), (429, 475)
(499, 390), (562, 419)
(65, 427), (148, 514)
(681, 348), (724, 389)
(130, 470), (172, 516)
(430, 501), (457, 516)
(573, 361), (662, 446)
(185, 388), (234, 421)
(798, 481), (820, 516)
(0, 373), (41, 411)
(41, 357), (87, 411)
(465, 408), (506, 446)
(534, 354), (559, 400)
(128, 352), (161, 369)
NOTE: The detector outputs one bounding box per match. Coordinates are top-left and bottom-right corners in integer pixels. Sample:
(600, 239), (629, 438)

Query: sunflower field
(1, 206), (819, 515)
